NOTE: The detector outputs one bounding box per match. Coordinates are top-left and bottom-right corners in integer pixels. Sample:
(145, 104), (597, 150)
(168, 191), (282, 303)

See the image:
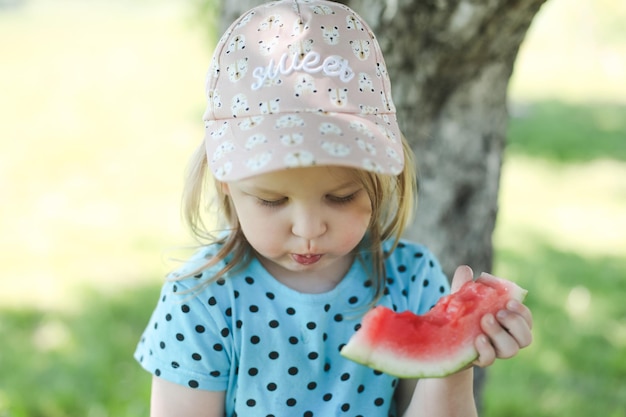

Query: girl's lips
(292, 253), (323, 265)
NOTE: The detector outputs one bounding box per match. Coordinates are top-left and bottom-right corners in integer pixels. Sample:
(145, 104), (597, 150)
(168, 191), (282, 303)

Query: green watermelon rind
(340, 277), (528, 378)
(340, 334), (480, 378)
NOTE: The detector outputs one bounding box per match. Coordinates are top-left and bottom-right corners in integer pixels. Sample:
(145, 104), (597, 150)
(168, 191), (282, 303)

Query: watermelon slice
(340, 275), (527, 378)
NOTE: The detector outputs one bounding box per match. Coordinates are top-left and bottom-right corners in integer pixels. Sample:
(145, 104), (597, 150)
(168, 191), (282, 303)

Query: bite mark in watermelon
(340, 275), (527, 378)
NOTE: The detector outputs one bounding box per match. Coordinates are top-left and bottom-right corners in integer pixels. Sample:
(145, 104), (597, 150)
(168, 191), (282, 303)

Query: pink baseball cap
(203, 0), (404, 181)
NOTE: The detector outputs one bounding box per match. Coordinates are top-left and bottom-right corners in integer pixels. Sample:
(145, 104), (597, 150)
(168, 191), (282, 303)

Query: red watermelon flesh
(340, 275), (527, 378)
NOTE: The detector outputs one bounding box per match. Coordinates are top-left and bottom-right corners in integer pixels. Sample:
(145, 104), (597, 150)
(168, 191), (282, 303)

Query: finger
(481, 313), (520, 359)
(506, 299), (534, 330)
(473, 334), (495, 368)
(451, 265), (474, 293)
(496, 309), (533, 348)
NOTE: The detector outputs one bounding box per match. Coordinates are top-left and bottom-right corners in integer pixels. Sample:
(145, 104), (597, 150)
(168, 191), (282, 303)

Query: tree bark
(219, 0), (546, 413)
(339, 1), (545, 411)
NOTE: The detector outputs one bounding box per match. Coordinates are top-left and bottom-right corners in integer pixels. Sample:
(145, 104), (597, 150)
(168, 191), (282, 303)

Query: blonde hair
(179, 136), (417, 306)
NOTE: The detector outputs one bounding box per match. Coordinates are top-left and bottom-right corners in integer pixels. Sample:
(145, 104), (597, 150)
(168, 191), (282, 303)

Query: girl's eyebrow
(327, 181), (362, 193)
(235, 183), (287, 196)
(241, 181), (360, 195)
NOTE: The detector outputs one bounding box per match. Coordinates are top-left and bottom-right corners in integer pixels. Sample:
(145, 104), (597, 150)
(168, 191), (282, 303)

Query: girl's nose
(291, 204), (327, 240)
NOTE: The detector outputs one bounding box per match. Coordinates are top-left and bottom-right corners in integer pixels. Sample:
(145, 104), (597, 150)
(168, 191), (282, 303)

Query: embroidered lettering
(251, 50), (354, 90)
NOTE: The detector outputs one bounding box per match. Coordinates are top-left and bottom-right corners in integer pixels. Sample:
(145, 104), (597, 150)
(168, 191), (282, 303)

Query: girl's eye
(256, 197), (287, 208)
(327, 191), (359, 205)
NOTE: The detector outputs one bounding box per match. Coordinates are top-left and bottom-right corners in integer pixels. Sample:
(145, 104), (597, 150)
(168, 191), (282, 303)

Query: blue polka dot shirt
(134, 239), (450, 416)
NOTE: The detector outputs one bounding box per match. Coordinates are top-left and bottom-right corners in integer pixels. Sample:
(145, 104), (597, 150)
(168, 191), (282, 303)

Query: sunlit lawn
(1, 0), (625, 416)
(486, 156), (626, 416)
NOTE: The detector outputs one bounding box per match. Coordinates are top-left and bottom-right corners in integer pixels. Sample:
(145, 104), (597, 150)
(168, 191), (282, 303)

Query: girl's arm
(398, 369), (477, 417)
(150, 376), (226, 417)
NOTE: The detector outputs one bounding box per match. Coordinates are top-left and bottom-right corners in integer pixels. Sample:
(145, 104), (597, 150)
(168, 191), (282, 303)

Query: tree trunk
(344, 1), (545, 411)
(220, 0), (546, 413)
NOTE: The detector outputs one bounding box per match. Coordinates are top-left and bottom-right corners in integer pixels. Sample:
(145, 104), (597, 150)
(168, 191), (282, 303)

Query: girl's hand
(451, 266), (533, 368)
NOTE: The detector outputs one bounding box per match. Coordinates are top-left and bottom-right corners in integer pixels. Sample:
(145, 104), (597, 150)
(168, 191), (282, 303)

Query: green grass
(485, 236), (626, 417)
(0, 286), (159, 417)
(1, 0), (625, 416)
(508, 101), (626, 163)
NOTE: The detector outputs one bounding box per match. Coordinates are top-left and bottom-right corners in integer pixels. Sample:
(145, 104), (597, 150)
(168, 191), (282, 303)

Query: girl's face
(223, 166), (372, 293)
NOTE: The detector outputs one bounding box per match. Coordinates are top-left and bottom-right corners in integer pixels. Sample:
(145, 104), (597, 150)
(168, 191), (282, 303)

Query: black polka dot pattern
(134, 239), (449, 416)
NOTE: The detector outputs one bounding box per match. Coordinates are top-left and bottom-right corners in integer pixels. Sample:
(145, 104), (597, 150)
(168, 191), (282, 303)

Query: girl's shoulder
(160, 240), (262, 299)
(166, 243), (226, 282)
(383, 238), (441, 269)
(380, 239), (449, 314)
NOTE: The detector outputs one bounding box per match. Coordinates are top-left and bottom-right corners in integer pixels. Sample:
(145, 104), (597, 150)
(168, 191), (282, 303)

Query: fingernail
(497, 310), (508, 320)
(507, 300), (520, 310)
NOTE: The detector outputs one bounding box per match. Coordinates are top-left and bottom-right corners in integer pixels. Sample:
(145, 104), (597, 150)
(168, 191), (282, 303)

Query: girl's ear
(220, 182), (230, 195)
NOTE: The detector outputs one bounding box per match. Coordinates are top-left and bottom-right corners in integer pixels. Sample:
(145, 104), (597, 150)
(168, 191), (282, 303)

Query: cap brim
(204, 111), (404, 181)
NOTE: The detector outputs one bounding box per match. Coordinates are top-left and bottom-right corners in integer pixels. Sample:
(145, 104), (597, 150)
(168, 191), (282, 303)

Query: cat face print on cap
(203, 0), (404, 181)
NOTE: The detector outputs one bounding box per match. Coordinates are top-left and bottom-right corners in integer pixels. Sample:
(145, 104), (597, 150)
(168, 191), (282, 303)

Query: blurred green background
(1, 0), (625, 416)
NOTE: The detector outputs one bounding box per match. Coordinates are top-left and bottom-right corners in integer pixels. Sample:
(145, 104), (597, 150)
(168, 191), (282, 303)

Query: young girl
(134, 1), (533, 416)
